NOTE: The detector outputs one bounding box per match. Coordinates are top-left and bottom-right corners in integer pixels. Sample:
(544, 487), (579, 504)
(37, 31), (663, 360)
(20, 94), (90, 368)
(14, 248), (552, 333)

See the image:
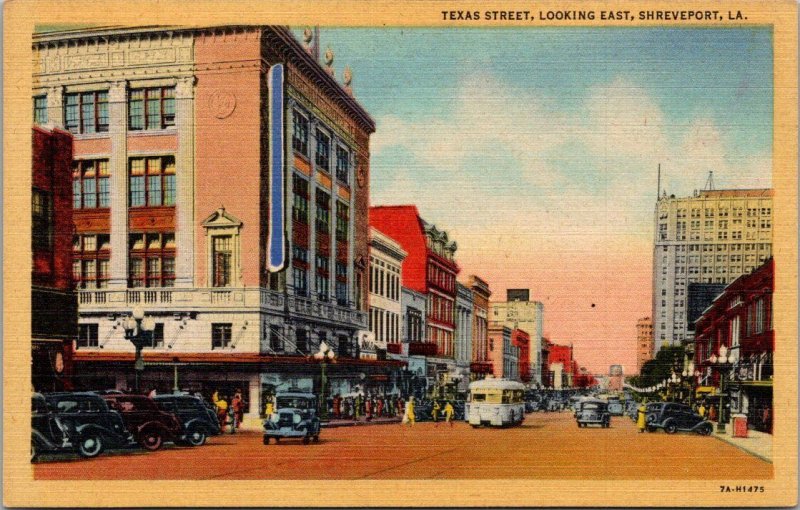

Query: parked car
(575, 399), (611, 428)
(153, 394), (221, 446)
(262, 392), (320, 445)
(32, 392), (132, 460)
(101, 394), (183, 450)
(645, 402), (712, 435)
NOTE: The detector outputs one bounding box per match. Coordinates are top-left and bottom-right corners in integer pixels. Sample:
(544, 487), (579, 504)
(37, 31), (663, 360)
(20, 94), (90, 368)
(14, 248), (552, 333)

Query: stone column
(307, 118), (319, 299)
(108, 81), (129, 289)
(174, 76), (196, 288)
(284, 98), (296, 293)
(46, 86), (64, 129)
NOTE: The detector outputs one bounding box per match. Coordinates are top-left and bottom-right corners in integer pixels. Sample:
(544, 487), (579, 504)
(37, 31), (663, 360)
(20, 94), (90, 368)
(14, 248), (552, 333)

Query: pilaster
(175, 76), (196, 288)
(46, 86), (64, 129)
(108, 81), (129, 289)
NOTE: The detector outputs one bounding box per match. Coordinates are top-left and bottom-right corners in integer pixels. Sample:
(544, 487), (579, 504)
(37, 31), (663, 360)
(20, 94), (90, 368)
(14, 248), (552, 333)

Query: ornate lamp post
(314, 341), (336, 421)
(710, 344), (735, 433)
(122, 306), (155, 393)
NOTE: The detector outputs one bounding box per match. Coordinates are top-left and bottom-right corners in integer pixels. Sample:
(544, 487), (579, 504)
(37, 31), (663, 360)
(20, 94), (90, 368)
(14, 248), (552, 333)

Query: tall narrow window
(33, 96), (48, 125)
(212, 235), (232, 287)
(336, 201), (349, 241)
(315, 189), (330, 233)
(316, 255), (329, 301)
(295, 329), (308, 354)
(335, 262), (347, 306)
(315, 129), (330, 170)
(292, 111), (309, 155)
(335, 146), (349, 183)
(77, 324), (99, 348)
(32, 189), (52, 251)
(292, 175), (309, 223)
(129, 87), (176, 130)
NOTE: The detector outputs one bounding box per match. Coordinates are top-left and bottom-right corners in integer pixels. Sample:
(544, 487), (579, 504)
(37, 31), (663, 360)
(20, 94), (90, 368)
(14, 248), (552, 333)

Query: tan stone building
(652, 189), (773, 352)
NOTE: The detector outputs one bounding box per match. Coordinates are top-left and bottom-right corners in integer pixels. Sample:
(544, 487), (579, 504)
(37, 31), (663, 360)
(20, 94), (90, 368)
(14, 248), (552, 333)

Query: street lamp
(314, 341), (336, 421)
(712, 344), (735, 433)
(122, 306), (155, 393)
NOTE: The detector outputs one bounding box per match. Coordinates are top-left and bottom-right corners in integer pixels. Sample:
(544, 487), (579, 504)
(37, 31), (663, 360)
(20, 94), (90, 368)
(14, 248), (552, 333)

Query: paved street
(34, 412), (772, 480)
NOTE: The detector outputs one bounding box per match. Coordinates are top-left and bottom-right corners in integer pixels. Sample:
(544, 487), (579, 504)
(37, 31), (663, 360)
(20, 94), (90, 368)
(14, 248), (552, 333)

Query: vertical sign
(267, 64), (285, 272)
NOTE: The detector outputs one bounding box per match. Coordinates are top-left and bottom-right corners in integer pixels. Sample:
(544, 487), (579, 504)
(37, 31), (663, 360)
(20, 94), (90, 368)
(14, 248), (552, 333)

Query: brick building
(694, 258), (774, 433)
(33, 26), (404, 420)
(512, 329), (530, 383)
(468, 275), (492, 381)
(32, 126), (77, 391)
(636, 317), (654, 374)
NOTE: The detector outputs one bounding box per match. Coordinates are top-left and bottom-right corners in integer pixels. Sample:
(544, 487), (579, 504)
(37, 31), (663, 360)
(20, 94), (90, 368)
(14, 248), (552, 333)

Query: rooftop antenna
(656, 163), (661, 199)
(704, 171), (715, 191)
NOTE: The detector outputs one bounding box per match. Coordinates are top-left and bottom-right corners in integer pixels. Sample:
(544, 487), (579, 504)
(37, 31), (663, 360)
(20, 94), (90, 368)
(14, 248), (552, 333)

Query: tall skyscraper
(652, 188), (773, 353)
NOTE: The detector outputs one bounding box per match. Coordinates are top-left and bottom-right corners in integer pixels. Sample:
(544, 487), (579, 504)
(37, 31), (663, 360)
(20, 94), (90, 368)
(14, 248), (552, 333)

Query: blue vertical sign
(267, 64), (286, 272)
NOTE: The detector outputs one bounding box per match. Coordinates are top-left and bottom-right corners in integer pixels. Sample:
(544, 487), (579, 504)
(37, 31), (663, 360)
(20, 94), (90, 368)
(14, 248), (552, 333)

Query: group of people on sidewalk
(212, 389), (246, 434)
(326, 393), (405, 421)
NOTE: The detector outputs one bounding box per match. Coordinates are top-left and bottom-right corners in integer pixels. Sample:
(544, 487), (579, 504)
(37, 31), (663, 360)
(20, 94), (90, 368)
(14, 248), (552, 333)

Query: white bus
(466, 377), (526, 427)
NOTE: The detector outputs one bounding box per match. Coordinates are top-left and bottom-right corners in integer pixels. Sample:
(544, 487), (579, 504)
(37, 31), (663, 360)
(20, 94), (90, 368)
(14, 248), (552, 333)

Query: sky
(308, 27), (773, 373)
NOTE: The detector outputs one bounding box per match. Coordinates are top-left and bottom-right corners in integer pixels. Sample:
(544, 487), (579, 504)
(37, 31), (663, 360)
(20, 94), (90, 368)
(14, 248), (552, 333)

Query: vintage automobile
(101, 394), (184, 450)
(153, 394), (222, 446)
(575, 398), (611, 428)
(262, 392), (321, 445)
(645, 402), (712, 435)
(32, 392), (132, 460)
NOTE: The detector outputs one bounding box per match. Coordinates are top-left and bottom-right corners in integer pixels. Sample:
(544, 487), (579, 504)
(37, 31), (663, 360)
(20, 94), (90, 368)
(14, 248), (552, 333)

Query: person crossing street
(444, 401), (455, 427)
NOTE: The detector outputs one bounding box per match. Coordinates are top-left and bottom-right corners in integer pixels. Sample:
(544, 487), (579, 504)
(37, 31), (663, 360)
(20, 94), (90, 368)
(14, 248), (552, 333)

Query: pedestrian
(264, 396), (274, 421)
(228, 402), (236, 434)
(444, 401), (455, 427)
(762, 406), (772, 433)
(216, 394), (229, 428)
(365, 396), (372, 421)
(636, 402), (647, 433)
(405, 397), (416, 426)
(432, 400), (441, 426)
(698, 402), (707, 418)
(709, 404), (718, 422)
(232, 391), (244, 430)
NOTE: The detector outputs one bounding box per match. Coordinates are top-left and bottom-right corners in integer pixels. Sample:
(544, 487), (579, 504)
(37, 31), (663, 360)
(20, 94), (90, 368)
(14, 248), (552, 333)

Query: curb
(322, 419), (402, 428)
(711, 433), (773, 464)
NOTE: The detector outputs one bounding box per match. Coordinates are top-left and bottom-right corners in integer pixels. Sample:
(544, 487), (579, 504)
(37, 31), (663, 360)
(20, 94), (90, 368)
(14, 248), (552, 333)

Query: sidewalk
(710, 422), (772, 463)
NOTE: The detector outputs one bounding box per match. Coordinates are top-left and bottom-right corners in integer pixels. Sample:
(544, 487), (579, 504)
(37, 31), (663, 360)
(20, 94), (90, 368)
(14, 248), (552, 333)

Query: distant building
(694, 258), (774, 433)
(636, 317), (654, 374)
(548, 343), (574, 388)
(652, 188), (773, 352)
(488, 323), (518, 380)
(454, 282), (474, 391)
(468, 275), (492, 381)
(368, 227), (407, 359)
(512, 329), (531, 383)
(32, 126), (77, 391)
(490, 290), (544, 385)
(608, 364), (624, 392)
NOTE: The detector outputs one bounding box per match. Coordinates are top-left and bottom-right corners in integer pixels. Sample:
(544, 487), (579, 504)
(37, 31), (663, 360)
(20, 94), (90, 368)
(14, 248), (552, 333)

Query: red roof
(370, 205), (429, 294)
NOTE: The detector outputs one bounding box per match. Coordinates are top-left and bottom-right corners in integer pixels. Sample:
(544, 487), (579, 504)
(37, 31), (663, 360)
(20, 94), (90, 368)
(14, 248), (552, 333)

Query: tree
(628, 345), (685, 389)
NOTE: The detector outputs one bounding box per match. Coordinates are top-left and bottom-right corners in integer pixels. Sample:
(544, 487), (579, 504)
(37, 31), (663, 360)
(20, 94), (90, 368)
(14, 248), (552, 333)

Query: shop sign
(358, 330), (381, 360)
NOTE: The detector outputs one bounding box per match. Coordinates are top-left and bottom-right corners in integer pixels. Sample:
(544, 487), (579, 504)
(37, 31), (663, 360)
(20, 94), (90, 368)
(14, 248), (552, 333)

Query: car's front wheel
(187, 427), (207, 447)
(664, 421), (678, 434)
(138, 430), (164, 451)
(77, 433), (104, 458)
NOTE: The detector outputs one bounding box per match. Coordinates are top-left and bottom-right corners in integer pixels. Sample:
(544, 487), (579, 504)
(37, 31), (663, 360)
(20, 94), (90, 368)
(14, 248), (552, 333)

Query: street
(34, 411), (772, 480)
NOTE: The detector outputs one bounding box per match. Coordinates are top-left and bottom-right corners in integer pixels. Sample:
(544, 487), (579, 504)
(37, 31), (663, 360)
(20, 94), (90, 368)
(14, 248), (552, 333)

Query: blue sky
(299, 27), (773, 371)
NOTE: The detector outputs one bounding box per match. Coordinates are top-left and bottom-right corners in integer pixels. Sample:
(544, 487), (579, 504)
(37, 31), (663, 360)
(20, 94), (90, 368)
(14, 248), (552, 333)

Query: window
(73, 234), (111, 288)
(295, 329), (308, 353)
(316, 255), (329, 301)
(32, 189), (52, 251)
(212, 235), (232, 287)
(72, 159), (111, 209)
(269, 324), (284, 352)
(33, 96), (48, 124)
(211, 323), (232, 349)
(292, 175), (309, 223)
(336, 262), (347, 305)
(292, 111), (309, 155)
(129, 87), (175, 130)
(336, 201), (349, 241)
(315, 189), (330, 233)
(315, 129), (330, 170)
(128, 232), (175, 288)
(77, 324), (99, 348)
(129, 156), (176, 207)
(293, 266), (308, 296)
(293, 245), (308, 264)
(64, 91), (108, 134)
(335, 146), (349, 183)
(146, 323), (165, 349)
